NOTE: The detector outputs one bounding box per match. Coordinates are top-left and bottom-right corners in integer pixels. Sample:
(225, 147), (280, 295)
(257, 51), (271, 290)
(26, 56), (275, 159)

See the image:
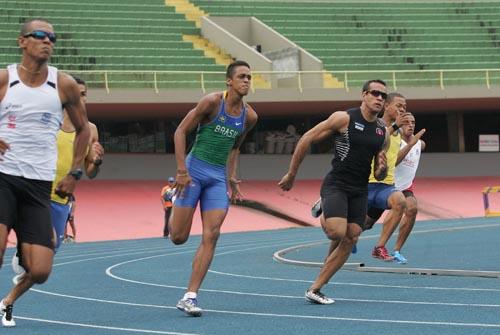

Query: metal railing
(67, 68), (500, 93)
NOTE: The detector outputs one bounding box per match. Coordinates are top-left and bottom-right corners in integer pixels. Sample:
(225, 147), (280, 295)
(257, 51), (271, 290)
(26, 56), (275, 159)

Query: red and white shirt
(395, 139), (422, 192)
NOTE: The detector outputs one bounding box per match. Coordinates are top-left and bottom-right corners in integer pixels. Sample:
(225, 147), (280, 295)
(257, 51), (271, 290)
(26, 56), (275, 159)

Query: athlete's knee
(405, 197), (418, 217)
(170, 232), (189, 245)
(321, 220), (347, 241)
(203, 226), (221, 245)
(390, 193), (407, 213)
(29, 268), (51, 284)
(406, 205), (417, 219)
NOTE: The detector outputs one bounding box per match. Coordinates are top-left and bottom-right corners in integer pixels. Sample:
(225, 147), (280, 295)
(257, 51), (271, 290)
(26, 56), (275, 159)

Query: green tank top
(190, 95), (247, 166)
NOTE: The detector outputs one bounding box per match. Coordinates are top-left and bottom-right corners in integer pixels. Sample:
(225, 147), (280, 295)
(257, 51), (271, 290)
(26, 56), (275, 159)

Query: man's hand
(395, 112), (412, 128)
(175, 171), (192, 198)
(278, 172), (296, 191)
(408, 129), (426, 146)
(0, 139), (10, 160)
(91, 142), (104, 165)
(229, 178), (243, 204)
(55, 175), (77, 198)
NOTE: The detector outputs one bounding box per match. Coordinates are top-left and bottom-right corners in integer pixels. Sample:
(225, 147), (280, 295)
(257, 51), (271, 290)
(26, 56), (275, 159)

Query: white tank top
(395, 139), (422, 191)
(0, 64), (63, 181)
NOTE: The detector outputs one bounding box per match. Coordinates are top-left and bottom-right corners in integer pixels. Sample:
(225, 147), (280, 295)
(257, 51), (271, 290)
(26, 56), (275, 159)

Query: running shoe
(311, 198), (322, 218)
(11, 252), (26, 285)
(11, 252), (24, 275)
(372, 246), (394, 261)
(305, 289), (335, 305)
(176, 298), (202, 317)
(0, 300), (15, 327)
(63, 236), (76, 244)
(391, 251), (408, 264)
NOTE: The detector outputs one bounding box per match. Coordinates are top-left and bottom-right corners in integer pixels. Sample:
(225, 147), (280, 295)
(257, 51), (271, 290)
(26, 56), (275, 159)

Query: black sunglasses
(23, 30), (57, 44)
(366, 90), (387, 100)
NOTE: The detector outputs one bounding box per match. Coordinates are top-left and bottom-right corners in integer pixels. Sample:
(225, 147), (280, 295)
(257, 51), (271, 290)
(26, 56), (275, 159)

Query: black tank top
(326, 107), (386, 191)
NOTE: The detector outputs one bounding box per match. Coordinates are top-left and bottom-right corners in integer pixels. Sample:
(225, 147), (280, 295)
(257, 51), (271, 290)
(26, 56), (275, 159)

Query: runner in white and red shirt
(392, 113), (426, 264)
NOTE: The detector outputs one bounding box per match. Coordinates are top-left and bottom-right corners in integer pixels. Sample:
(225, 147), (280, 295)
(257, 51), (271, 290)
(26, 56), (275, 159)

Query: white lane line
(53, 236), (309, 267)
(103, 245), (500, 308)
(54, 235), (301, 260)
(30, 288), (500, 328)
(208, 269), (500, 292)
(15, 316), (198, 335)
(53, 235), (316, 266)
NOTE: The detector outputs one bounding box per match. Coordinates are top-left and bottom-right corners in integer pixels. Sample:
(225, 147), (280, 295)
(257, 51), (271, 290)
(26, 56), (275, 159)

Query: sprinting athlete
(169, 60), (258, 316)
(0, 19), (90, 327)
(279, 79), (389, 304)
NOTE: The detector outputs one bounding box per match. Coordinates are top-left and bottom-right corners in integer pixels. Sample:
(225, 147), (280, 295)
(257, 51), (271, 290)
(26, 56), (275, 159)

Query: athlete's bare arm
(55, 73), (90, 197)
(84, 122), (104, 179)
(396, 129), (426, 166)
(373, 130), (390, 181)
(0, 70), (10, 158)
(173, 92), (220, 194)
(279, 111), (349, 191)
(227, 105), (258, 202)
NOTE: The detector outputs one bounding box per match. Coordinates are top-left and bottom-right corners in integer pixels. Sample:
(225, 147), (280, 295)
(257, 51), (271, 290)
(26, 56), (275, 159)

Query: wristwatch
(68, 169), (83, 180)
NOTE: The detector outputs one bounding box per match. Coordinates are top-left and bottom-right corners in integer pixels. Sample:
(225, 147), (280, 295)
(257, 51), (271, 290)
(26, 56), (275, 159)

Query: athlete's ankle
(183, 291), (197, 300)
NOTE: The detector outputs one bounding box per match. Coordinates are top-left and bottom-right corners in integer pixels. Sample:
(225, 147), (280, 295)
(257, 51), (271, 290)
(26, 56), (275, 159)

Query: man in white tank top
(0, 18), (90, 327)
(391, 113), (426, 264)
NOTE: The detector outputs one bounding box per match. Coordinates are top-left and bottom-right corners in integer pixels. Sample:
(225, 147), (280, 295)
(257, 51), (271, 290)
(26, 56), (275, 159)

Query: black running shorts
(0, 172), (54, 249)
(320, 185), (367, 226)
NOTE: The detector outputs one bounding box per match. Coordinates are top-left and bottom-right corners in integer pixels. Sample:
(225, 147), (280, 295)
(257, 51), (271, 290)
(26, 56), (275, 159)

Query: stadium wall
(92, 153), (500, 180)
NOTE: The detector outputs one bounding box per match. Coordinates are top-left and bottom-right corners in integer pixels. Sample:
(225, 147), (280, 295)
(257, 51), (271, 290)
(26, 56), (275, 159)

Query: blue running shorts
(367, 182), (397, 210)
(174, 154), (229, 212)
(50, 201), (71, 251)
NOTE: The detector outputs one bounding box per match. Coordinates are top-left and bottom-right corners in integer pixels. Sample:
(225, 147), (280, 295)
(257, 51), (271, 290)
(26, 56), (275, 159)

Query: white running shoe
(305, 289), (335, 305)
(0, 300), (16, 327)
(11, 253), (26, 285)
(176, 297), (202, 317)
(11, 253), (24, 275)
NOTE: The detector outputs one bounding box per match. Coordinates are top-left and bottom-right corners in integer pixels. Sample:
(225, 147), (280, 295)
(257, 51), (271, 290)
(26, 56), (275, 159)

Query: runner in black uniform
(279, 79), (389, 304)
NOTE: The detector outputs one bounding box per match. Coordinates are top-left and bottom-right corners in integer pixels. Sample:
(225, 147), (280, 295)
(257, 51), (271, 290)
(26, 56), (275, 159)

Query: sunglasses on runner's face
(23, 30), (57, 43)
(366, 90), (387, 100)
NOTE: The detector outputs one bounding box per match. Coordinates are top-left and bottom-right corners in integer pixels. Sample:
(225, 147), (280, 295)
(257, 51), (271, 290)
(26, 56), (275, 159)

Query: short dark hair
(362, 79), (386, 92)
(20, 18), (52, 36)
(226, 60), (250, 79)
(71, 75), (86, 87)
(386, 92), (405, 104)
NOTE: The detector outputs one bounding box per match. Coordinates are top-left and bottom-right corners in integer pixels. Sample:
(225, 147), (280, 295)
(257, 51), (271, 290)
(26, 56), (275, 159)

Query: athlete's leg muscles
(169, 206), (196, 245)
(394, 195), (418, 251)
(2, 242), (53, 305)
(376, 191), (406, 247)
(187, 209), (227, 293)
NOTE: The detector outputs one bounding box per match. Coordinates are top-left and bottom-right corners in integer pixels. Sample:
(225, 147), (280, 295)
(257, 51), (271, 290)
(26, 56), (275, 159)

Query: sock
(184, 292), (197, 300)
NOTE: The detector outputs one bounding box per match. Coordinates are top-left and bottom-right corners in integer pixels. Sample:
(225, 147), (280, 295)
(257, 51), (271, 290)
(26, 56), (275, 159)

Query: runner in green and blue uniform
(169, 60), (258, 317)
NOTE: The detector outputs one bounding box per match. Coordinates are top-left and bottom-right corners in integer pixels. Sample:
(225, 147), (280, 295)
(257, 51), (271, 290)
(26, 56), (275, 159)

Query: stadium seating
(2, 0), (500, 88)
(0, 0), (226, 88)
(191, 0), (500, 87)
